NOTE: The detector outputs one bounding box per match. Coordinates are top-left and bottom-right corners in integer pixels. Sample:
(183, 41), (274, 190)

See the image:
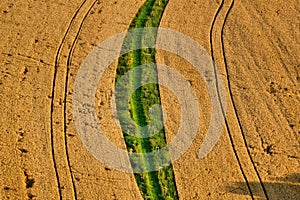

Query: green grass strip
(115, 0), (178, 199)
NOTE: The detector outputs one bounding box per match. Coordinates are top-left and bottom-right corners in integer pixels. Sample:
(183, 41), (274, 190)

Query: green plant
(115, 0), (178, 199)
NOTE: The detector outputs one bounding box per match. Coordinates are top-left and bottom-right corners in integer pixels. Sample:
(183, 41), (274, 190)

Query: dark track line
(220, 1), (270, 199)
(209, 0), (254, 199)
(63, 1), (98, 199)
(50, 1), (88, 199)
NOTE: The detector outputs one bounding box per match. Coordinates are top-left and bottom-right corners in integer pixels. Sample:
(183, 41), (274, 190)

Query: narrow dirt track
(210, 1), (269, 198)
(51, 1), (95, 198)
(0, 0), (299, 199)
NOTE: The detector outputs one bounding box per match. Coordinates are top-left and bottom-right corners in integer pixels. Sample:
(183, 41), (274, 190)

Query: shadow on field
(226, 173), (300, 199)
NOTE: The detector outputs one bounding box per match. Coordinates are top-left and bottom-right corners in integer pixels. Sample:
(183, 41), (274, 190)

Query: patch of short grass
(115, 0), (178, 199)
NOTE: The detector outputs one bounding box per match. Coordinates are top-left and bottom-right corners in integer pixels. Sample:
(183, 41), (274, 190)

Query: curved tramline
(115, 0), (178, 199)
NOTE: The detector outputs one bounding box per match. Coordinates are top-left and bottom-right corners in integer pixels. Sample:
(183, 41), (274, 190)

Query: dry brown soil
(0, 0), (299, 199)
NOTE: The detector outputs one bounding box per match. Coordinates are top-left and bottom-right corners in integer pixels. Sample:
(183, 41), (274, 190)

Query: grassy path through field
(115, 0), (178, 199)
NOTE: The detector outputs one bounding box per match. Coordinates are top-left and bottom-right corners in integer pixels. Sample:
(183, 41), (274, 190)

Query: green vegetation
(115, 0), (179, 199)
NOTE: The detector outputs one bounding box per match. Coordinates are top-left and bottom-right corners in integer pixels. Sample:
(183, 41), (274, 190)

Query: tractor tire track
(50, 0), (92, 199)
(63, 0), (98, 199)
(220, 1), (270, 199)
(209, 1), (253, 198)
(210, 0), (269, 199)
